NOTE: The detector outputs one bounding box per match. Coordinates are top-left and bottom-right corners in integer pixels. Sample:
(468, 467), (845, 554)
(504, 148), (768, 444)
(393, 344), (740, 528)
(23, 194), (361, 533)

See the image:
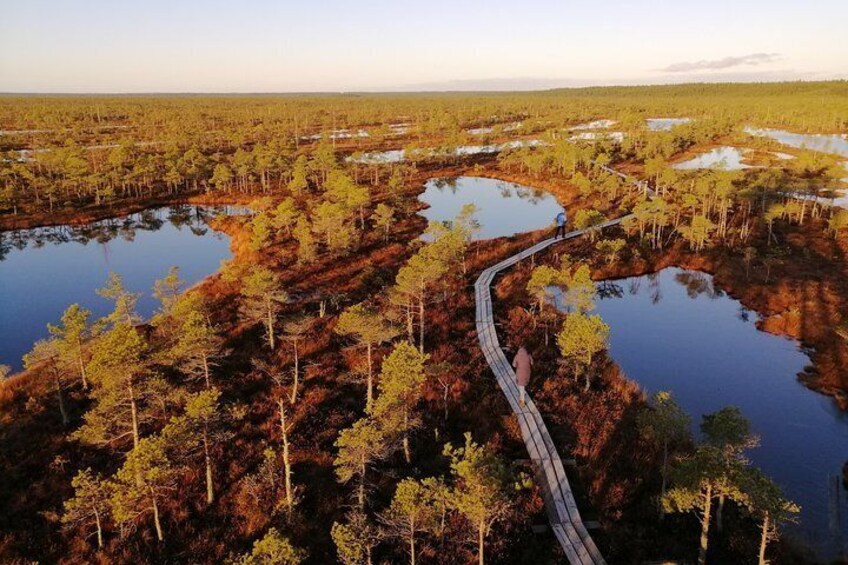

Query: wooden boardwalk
(474, 216), (630, 565)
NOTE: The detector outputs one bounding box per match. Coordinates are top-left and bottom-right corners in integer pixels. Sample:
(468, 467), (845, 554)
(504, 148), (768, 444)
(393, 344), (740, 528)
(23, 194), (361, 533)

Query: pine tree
(280, 315), (314, 404)
(334, 417), (388, 510)
(210, 163), (234, 191)
(97, 272), (141, 327)
(152, 266), (184, 321)
(272, 197), (298, 236)
(556, 312), (609, 391)
(288, 155), (309, 195)
(637, 391), (691, 518)
(48, 303), (95, 389)
(371, 342), (429, 463)
(240, 266), (288, 351)
(741, 468), (799, 565)
(595, 238), (626, 266)
(312, 200), (354, 252)
(381, 479), (438, 565)
(561, 264), (597, 314)
(332, 510), (381, 565)
(395, 252), (447, 353)
(23, 338), (70, 425)
(232, 527), (306, 565)
(335, 303), (397, 411)
(277, 399), (295, 513)
(62, 468), (110, 549)
(293, 217), (317, 264)
(169, 294), (224, 389)
(110, 435), (177, 542)
(249, 211), (275, 250)
(664, 408), (756, 565)
(444, 433), (511, 565)
(574, 209), (606, 242)
(162, 388), (228, 505)
(701, 406), (760, 532)
(526, 265), (564, 315)
(372, 203), (395, 242)
(76, 324), (164, 450)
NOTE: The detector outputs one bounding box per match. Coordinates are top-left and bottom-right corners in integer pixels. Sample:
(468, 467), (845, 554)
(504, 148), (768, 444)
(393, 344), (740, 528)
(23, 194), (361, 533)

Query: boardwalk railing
(474, 216), (631, 565)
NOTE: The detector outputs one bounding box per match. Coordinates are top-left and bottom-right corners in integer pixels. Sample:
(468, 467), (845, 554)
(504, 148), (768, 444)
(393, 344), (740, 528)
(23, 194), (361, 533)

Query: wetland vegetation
(2, 80), (848, 564)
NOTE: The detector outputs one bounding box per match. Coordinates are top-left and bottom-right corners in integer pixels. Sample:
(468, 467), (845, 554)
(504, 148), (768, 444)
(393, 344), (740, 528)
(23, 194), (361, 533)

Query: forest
(1, 80), (848, 564)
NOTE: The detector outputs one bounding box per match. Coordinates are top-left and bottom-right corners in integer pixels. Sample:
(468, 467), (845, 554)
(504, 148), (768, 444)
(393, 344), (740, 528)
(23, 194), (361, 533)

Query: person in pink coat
(512, 346), (533, 407)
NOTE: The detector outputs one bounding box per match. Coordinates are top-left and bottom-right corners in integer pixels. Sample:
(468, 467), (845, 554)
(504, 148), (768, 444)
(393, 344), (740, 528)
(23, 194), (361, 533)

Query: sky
(1, 0), (846, 93)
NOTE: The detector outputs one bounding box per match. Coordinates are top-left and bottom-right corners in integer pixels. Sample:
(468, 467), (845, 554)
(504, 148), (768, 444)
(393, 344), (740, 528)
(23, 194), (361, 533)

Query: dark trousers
(554, 224), (566, 239)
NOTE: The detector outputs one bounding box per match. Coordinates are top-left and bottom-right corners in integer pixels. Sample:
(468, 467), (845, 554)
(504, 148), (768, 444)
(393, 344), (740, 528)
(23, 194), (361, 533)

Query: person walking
(553, 208), (568, 239)
(512, 346), (534, 408)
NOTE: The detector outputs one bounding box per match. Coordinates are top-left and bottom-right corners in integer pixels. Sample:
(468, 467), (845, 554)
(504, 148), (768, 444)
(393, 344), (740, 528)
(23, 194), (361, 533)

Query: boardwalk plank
(472, 168), (649, 564)
(474, 203), (616, 564)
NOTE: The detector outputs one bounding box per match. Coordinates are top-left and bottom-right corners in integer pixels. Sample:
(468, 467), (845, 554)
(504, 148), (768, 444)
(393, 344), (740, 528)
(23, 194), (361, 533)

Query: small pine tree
(741, 467), (799, 565)
(444, 433), (511, 565)
(48, 303), (94, 389)
(293, 217), (317, 264)
(371, 342), (429, 463)
(381, 479), (439, 565)
(162, 388), (228, 505)
(110, 435), (177, 542)
(75, 323), (162, 450)
(556, 312), (609, 391)
(334, 417), (389, 510)
(240, 266), (288, 351)
(169, 293), (224, 389)
(232, 527), (307, 565)
(62, 468), (110, 549)
(335, 303), (397, 411)
(23, 338), (70, 425)
(97, 272), (141, 327)
(372, 203), (395, 242)
(332, 510), (381, 565)
(595, 238), (626, 266)
(637, 391), (691, 518)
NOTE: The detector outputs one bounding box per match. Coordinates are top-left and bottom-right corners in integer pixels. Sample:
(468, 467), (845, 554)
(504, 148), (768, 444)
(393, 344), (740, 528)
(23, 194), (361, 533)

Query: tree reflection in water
(596, 280), (624, 299)
(0, 205), (246, 261)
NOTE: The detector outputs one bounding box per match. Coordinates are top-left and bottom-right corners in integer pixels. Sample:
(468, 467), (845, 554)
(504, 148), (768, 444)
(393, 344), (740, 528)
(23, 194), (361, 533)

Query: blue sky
(1, 0), (846, 92)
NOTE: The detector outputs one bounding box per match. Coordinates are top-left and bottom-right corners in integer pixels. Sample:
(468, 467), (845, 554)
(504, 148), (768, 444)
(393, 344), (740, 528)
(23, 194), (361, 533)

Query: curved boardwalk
(474, 217), (628, 565)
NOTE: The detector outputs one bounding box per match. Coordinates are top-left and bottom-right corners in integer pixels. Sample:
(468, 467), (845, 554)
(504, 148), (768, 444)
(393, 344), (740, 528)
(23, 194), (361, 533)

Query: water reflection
(348, 140), (544, 165)
(0, 205), (243, 370)
(647, 117), (692, 131)
(673, 146), (754, 170)
(571, 119), (616, 130)
(419, 176), (560, 240)
(0, 205), (245, 261)
(587, 267), (846, 559)
(745, 127), (848, 158)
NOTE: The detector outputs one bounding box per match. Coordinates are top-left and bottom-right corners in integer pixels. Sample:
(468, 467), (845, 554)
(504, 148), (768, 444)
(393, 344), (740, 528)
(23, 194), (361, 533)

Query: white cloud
(660, 53), (781, 73)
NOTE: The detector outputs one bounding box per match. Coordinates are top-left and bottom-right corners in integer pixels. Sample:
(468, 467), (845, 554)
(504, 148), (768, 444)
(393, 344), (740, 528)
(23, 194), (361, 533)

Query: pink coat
(512, 347), (533, 387)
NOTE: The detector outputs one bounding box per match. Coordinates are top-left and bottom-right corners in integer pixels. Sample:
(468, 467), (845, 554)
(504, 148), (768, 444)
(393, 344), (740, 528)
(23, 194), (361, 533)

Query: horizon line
(1, 77), (846, 97)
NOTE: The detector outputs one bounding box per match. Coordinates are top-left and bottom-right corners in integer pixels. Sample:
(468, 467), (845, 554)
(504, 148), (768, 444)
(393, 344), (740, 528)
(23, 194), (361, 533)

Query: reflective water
(0, 205), (241, 371)
(468, 122), (522, 135)
(587, 268), (847, 558)
(571, 119), (616, 130)
(569, 131), (625, 143)
(348, 140), (544, 164)
(646, 118), (692, 131)
(745, 127), (848, 158)
(419, 176), (560, 241)
(301, 129), (369, 141)
(673, 146), (753, 170)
